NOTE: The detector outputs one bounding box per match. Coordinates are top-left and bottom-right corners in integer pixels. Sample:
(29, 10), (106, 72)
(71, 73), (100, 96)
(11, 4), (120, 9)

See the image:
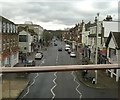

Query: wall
(19, 30), (31, 53)
(107, 37), (117, 64)
(118, 50), (120, 77)
(0, 60), (1, 67)
(0, 34), (2, 67)
(29, 25), (43, 41)
(11, 52), (19, 67)
(82, 31), (89, 45)
(103, 21), (119, 37)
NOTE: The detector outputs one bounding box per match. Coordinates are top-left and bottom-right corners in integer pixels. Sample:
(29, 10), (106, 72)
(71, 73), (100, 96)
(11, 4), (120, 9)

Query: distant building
(0, 16), (19, 67)
(18, 26), (38, 53)
(18, 22), (44, 42)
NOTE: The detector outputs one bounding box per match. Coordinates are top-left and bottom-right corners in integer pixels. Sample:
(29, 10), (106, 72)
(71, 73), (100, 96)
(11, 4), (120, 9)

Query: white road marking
(21, 73), (39, 99)
(71, 71), (82, 99)
(21, 59), (46, 99)
(51, 52), (59, 100)
(40, 59), (45, 65)
(51, 72), (57, 100)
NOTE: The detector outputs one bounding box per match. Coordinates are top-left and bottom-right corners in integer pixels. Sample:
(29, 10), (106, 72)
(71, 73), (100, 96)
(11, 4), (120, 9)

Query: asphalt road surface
(18, 39), (118, 99)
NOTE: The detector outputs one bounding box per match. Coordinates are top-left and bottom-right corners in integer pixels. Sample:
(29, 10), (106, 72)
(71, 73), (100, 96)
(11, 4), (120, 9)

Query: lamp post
(95, 13), (99, 84)
(77, 35), (80, 49)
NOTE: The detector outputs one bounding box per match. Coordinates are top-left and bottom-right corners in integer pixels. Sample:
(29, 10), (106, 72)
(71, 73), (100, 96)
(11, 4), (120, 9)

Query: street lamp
(95, 13), (99, 84)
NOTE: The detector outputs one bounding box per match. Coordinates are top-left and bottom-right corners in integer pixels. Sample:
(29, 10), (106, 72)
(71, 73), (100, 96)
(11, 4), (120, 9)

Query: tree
(42, 30), (53, 46)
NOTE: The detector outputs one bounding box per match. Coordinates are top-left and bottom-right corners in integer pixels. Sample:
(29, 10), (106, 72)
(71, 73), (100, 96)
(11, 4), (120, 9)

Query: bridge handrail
(1, 64), (119, 73)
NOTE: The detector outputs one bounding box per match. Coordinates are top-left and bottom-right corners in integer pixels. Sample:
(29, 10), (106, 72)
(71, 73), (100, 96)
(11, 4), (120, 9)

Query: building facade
(0, 16), (19, 67)
(103, 21), (120, 47)
(105, 32), (120, 82)
(18, 26), (38, 53)
(18, 22), (43, 42)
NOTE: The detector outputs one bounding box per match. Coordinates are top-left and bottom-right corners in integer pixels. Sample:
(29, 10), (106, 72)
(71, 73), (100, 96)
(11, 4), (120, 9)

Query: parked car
(68, 49), (71, 54)
(24, 60), (35, 66)
(54, 43), (57, 46)
(70, 52), (76, 57)
(35, 52), (43, 60)
(65, 47), (70, 51)
(58, 47), (62, 51)
(65, 44), (70, 47)
(65, 44), (71, 51)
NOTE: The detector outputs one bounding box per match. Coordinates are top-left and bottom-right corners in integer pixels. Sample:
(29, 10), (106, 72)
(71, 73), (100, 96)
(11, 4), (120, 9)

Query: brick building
(0, 16), (19, 67)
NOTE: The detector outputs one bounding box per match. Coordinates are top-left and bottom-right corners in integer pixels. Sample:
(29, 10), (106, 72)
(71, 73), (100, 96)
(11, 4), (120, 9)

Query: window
(0, 21), (2, 33)
(3, 22), (6, 33)
(13, 25), (16, 33)
(7, 23), (10, 33)
(19, 35), (28, 42)
(7, 39), (9, 49)
(10, 24), (13, 33)
(15, 26), (17, 33)
(3, 39), (6, 50)
(109, 48), (116, 58)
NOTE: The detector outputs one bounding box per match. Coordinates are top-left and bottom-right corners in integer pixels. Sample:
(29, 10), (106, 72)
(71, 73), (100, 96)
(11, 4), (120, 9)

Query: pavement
(2, 61), (30, 99)
(2, 47), (40, 99)
(76, 51), (120, 89)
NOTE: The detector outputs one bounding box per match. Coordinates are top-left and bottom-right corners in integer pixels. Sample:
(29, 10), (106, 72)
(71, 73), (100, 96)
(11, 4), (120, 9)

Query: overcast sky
(0, 0), (119, 30)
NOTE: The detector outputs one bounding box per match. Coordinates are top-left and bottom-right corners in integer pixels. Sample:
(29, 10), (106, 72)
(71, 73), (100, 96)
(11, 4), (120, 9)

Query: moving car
(35, 52), (43, 60)
(54, 43), (57, 46)
(70, 52), (76, 57)
(24, 60), (35, 66)
(58, 47), (62, 51)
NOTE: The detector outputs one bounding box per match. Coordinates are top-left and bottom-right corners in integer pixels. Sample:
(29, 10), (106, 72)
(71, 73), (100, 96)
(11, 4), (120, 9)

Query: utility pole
(95, 13), (99, 84)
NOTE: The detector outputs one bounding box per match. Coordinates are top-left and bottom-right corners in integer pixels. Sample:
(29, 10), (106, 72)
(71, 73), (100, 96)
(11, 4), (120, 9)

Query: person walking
(88, 48), (91, 60)
(21, 54), (24, 63)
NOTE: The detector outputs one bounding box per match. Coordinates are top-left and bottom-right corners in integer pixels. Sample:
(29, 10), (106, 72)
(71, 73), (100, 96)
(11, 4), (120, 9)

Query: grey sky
(0, 0), (119, 30)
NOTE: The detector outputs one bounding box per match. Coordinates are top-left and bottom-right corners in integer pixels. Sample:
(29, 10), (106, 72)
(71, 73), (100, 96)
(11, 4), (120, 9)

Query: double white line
(51, 52), (59, 100)
(51, 72), (57, 100)
(71, 71), (82, 99)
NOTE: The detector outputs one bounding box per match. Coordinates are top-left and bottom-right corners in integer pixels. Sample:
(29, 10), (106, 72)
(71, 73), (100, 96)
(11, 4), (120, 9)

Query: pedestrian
(21, 54), (24, 63)
(88, 48), (91, 60)
(92, 78), (96, 84)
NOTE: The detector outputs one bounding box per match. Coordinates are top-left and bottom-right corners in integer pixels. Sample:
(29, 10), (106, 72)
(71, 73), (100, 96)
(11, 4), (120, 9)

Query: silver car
(70, 52), (76, 57)
(35, 52), (43, 60)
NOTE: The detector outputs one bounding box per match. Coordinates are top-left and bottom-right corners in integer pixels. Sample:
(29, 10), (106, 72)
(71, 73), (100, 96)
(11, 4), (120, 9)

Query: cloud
(0, 0), (118, 30)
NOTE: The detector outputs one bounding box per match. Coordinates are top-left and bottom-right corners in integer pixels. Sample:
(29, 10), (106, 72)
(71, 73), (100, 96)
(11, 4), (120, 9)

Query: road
(18, 40), (118, 99)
